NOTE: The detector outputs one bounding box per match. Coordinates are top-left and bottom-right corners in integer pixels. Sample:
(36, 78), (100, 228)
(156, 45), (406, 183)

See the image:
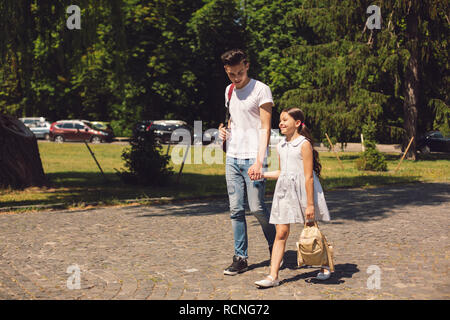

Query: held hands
(248, 162), (263, 181)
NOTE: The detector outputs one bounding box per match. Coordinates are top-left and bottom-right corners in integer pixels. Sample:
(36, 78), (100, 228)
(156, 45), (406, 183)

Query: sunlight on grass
(0, 141), (448, 210)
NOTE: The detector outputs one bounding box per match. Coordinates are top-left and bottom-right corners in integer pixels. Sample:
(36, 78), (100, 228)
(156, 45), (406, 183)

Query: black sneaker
(224, 255), (248, 276)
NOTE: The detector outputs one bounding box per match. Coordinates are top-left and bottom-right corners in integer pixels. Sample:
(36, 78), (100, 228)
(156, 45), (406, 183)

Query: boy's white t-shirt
(225, 78), (273, 159)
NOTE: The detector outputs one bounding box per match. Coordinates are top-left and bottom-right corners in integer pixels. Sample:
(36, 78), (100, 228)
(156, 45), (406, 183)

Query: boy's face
(224, 61), (250, 89)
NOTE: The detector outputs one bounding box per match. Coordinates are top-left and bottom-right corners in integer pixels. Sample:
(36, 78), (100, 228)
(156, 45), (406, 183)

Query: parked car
(91, 121), (115, 139)
(133, 120), (201, 145)
(203, 129), (219, 145)
(270, 129), (283, 146)
(30, 121), (51, 140)
(49, 120), (114, 143)
(204, 128), (282, 146)
(417, 131), (450, 153)
(19, 117), (48, 128)
(133, 120), (154, 138)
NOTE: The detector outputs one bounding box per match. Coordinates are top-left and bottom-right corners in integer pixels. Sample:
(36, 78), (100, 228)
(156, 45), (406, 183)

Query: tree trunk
(0, 114), (47, 189)
(402, 6), (420, 160)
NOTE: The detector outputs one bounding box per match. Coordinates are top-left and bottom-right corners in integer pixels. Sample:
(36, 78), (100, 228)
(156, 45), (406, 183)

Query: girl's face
(279, 112), (302, 136)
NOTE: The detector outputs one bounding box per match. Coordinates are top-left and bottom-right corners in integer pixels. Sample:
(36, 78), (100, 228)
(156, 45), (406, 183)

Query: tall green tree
(261, 0), (449, 159)
(374, 0), (449, 158)
(187, 0), (246, 127)
(0, 0), (127, 122)
(276, 1), (392, 145)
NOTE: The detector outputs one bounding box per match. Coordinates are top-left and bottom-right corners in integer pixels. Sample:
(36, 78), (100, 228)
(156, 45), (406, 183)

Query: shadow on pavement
(252, 255), (359, 288)
(280, 250), (360, 286)
(138, 182), (449, 222)
(248, 250), (359, 287)
(323, 182), (450, 222)
(281, 263), (359, 286)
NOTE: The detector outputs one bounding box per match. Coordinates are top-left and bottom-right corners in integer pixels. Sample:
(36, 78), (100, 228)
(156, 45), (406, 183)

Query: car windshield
(167, 125), (180, 131)
(93, 123), (106, 130)
(82, 121), (93, 128)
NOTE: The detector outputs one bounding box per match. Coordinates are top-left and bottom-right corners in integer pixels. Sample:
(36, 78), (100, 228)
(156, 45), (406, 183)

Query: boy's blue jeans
(225, 156), (276, 259)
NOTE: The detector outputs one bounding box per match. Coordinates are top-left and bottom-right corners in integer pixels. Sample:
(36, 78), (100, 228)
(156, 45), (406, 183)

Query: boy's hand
(218, 123), (228, 141)
(248, 162), (263, 180)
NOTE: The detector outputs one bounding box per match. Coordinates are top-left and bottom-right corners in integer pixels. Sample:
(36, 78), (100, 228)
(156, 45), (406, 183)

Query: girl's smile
(279, 112), (301, 138)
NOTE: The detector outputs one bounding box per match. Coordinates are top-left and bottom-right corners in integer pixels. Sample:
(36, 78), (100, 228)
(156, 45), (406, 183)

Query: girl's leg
(269, 224), (290, 280)
(320, 266), (330, 273)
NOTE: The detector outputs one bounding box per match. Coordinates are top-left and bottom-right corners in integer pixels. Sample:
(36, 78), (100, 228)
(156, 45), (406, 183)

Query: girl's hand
(249, 171), (262, 180)
(248, 162), (263, 180)
(305, 206), (315, 223)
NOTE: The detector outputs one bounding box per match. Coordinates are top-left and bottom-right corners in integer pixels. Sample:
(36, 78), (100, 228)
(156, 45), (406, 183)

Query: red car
(50, 120), (114, 143)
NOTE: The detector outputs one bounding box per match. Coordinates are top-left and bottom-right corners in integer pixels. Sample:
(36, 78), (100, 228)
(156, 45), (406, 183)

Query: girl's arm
(301, 140), (315, 221)
(261, 152), (281, 180)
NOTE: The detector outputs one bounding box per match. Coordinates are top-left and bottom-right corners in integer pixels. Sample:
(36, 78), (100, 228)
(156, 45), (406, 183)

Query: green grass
(0, 141), (448, 211)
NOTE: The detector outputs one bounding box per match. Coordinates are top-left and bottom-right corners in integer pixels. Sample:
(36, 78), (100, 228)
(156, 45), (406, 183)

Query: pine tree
(272, 0), (448, 159)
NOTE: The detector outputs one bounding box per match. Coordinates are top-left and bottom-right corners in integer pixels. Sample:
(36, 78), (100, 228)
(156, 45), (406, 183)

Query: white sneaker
(316, 267), (331, 280)
(255, 275), (280, 288)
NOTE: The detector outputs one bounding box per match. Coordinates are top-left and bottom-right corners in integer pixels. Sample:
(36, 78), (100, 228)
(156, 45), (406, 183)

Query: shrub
(117, 130), (173, 185)
(355, 148), (388, 171)
(356, 119), (388, 171)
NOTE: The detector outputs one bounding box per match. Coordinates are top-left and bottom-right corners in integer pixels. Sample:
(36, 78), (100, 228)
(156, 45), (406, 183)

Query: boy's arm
(248, 102), (272, 179)
(257, 102), (272, 165)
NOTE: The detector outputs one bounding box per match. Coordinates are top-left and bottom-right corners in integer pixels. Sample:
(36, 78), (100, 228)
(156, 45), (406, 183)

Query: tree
(187, 0), (246, 127)
(278, 1), (391, 145)
(375, 0), (449, 159)
(260, 0), (449, 160)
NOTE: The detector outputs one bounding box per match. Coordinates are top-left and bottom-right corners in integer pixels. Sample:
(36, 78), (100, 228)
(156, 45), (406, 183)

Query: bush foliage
(117, 131), (173, 186)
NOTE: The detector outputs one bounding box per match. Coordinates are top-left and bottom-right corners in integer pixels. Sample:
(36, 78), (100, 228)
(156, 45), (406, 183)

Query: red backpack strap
(224, 83), (235, 129)
(227, 83), (235, 106)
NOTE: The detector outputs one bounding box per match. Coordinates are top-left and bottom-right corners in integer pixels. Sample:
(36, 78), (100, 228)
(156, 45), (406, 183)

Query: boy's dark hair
(221, 49), (248, 66)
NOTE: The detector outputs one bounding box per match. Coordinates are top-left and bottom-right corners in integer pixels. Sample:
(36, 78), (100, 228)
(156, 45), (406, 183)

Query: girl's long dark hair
(282, 107), (322, 177)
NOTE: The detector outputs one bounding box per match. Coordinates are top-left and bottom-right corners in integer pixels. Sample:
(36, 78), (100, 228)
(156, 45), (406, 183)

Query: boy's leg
(225, 157), (248, 259)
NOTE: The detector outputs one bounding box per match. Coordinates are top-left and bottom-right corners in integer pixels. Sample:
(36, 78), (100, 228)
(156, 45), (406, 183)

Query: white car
(19, 117), (47, 128)
(30, 121), (51, 140)
(270, 129), (283, 146)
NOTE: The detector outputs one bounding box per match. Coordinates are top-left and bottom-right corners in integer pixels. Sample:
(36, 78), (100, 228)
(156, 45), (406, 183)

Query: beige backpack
(296, 222), (334, 272)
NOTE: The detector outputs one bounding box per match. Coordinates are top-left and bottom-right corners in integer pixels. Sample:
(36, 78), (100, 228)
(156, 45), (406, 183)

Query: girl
(252, 107), (331, 288)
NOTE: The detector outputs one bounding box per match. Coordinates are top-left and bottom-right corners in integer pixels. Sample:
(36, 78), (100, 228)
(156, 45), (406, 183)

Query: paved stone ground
(0, 182), (448, 300)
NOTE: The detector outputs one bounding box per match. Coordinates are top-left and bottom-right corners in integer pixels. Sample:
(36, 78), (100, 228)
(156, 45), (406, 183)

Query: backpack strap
(225, 83), (235, 127)
(227, 83), (235, 106)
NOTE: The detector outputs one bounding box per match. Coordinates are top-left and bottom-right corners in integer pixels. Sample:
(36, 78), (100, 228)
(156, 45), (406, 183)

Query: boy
(219, 49), (276, 275)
